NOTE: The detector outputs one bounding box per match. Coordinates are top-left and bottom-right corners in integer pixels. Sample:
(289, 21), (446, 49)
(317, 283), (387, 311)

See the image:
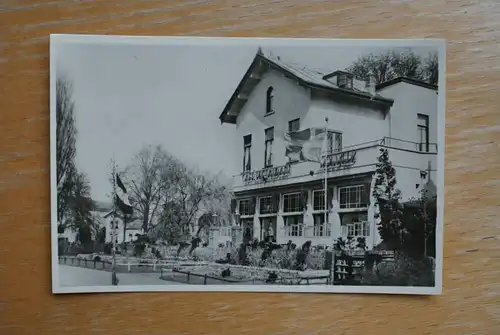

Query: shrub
(103, 242), (113, 255)
(358, 253), (435, 286)
(306, 250), (326, 270)
(134, 242), (146, 257)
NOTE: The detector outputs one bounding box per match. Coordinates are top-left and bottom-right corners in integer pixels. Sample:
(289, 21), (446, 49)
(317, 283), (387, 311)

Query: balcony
(232, 137), (437, 193)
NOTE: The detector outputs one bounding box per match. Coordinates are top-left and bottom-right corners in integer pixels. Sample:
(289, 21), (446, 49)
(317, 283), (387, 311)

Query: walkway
(59, 265), (183, 287)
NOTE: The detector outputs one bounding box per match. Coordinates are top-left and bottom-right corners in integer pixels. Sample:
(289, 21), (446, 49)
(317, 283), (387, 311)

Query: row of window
(283, 212), (370, 238)
(243, 117), (345, 172)
(244, 118), (300, 172)
(238, 185), (369, 216)
(251, 85), (431, 173)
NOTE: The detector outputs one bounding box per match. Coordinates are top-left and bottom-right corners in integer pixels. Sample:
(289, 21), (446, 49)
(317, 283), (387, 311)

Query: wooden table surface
(1, 1), (500, 334)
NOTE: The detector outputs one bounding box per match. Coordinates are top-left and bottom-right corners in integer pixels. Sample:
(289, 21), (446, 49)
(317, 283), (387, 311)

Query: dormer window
(266, 86), (274, 115)
(337, 73), (353, 89)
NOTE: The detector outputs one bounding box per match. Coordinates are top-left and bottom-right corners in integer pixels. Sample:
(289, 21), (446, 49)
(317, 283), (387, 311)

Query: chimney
(366, 72), (376, 97)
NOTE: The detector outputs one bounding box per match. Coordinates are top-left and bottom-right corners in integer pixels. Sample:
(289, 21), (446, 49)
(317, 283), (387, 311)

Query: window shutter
(274, 193), (280, 212)
(327, 187), (334, 210)
(230, 199), (236, 213)
(362, 183), (371, 206)
(250, 197), (256, 214)
(301, 191), (308, 210)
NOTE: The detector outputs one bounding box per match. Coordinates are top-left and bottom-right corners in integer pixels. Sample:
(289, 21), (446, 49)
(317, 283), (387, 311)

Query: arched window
(266, 86), (274, 115)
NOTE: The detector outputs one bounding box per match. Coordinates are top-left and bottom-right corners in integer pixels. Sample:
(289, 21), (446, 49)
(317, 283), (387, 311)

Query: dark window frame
(266, 86), (275, 115)
(288, 118), (300, 132)
(417, 113), (430, 152)
(243, 134), (252, 172)
(264, 127), (274, 168)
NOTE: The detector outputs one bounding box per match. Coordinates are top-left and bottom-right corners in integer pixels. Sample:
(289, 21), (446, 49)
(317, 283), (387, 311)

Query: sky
(53, 36), (437, 202)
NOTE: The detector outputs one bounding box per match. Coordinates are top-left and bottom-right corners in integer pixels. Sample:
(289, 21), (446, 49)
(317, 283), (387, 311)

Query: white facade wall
(235, 69), (311, 170)
(106, 216), (142, 244)
(304, 96), (388, 148)
(228, 72), (438, 250)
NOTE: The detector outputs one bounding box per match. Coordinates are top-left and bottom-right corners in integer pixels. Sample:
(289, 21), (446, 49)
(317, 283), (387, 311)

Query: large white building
(219, 49), (438, 249)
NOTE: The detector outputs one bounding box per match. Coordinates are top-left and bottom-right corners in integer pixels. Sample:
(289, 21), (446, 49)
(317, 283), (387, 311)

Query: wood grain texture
(1, 0), (499, 334)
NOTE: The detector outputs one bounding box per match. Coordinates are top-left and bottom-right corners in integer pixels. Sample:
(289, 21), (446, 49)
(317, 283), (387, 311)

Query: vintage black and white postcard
(50, 35), (445, 295)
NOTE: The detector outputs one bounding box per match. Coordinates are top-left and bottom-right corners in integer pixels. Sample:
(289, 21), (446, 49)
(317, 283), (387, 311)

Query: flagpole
(323, 118), (329, 231)
(111, 154), (118, 286)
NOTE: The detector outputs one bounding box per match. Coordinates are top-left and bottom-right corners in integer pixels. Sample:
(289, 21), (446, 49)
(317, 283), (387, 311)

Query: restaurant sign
(242, 165), (291, 185)
(321, 149), (357, 170)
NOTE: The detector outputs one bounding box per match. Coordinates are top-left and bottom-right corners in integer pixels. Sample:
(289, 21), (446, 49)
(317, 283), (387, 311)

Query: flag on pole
(284, 127), (328, 162)
(115, 174), (133, 215)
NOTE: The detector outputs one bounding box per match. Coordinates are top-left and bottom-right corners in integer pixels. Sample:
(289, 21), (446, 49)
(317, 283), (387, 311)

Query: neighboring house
(103, 210), (143, 244)
(57, 200), (111, 244)
(219, 48), (438, 249)
(57, 200), (144, 245)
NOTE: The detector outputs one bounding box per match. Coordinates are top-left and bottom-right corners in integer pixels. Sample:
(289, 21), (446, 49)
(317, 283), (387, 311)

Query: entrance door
(260, 217), (277, 243)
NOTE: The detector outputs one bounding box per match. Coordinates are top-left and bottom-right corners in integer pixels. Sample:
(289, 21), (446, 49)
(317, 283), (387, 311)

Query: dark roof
(322, 70), (352, 80)
(376, 77), (438, 91)
(219, 49), (394, 124)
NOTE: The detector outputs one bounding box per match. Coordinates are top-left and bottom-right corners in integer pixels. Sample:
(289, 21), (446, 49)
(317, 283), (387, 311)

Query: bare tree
(158, 167), (229, 243)
(346, 49), (438, 85)
(124, 145), (177, 233)
(56, 76), (77, 224)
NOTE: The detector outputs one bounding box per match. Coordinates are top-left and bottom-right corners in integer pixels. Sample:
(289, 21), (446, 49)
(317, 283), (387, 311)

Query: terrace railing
(233, 136), (437, 190)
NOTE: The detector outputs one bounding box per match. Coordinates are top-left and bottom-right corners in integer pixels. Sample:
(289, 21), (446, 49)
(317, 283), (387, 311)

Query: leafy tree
(346, 49), (438, 85)
(401, 192), (437, 258)
(372, 148), (437, 259)
(421, 52), (439, 85)
(372, 148), (404, 250)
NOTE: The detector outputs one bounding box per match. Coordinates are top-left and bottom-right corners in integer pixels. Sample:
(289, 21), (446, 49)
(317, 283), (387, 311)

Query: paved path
(59, 265), (183, 287)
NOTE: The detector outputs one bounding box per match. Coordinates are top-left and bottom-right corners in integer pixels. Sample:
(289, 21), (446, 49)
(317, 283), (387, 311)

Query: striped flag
(284, 127), (327, 163)
(115, 174), (133, 215)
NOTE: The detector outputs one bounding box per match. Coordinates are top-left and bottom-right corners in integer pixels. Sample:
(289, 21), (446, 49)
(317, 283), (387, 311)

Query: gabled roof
(376, 76), (438, 91)
(219, 48), (394, 124)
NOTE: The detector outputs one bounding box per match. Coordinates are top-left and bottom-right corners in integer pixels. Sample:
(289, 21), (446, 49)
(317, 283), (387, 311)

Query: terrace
(232, 137), (437, 193)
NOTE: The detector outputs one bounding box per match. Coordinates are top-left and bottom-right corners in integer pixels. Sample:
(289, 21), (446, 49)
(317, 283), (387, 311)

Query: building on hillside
(219, 48), (439, 249)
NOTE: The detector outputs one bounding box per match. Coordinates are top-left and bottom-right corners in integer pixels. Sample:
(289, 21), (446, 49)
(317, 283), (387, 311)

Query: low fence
(59, 256), (166, 274)
(332, 251), (395, 285)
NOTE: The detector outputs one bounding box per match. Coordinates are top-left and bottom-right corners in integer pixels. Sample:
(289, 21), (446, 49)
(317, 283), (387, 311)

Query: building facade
(219, 49), (438, 249)
(57, 201), (143, 245)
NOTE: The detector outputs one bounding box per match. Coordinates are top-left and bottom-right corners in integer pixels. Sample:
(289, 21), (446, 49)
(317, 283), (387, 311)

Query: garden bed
(163, 262), (330, 285)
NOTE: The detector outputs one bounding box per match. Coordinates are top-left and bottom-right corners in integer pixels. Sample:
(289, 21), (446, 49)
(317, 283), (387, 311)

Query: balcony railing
(233, 137), (437, 190)
(382, 137), (438, 153)
(280, 225), (332, 238)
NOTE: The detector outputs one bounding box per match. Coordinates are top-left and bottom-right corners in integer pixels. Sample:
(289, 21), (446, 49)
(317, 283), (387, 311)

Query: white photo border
(50, 34), (446, 295)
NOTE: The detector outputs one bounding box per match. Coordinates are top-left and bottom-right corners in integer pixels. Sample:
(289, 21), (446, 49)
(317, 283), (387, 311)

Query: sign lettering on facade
(321, 149), (357, 170)
(242, 165), (291, 185)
